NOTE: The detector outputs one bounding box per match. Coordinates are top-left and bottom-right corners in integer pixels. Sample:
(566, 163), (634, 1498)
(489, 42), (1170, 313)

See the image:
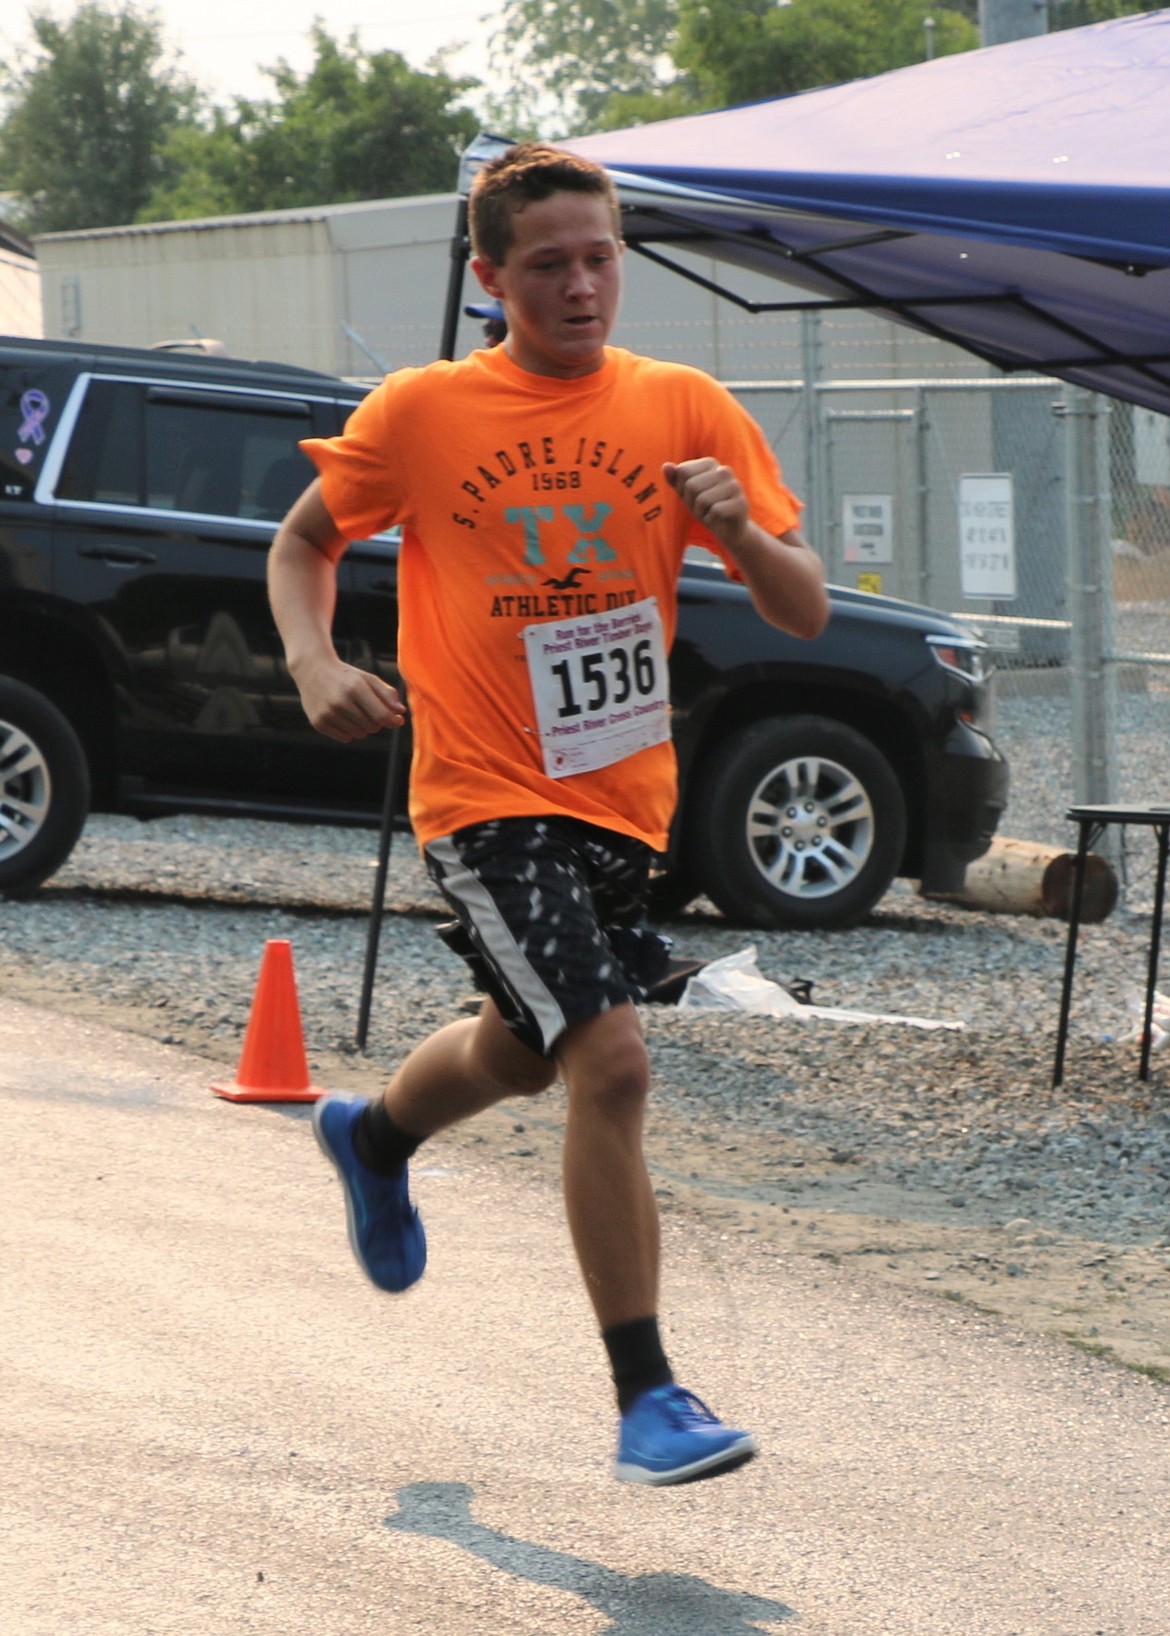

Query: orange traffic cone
(211, 939), (327, 1103)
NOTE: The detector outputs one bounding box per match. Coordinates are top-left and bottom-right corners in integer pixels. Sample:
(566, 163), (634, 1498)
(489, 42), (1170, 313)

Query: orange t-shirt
(302, 344), (801, 854)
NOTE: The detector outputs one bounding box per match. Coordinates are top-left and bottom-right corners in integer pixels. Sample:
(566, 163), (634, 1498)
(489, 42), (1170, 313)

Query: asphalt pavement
(3, 993), (1169, 1635)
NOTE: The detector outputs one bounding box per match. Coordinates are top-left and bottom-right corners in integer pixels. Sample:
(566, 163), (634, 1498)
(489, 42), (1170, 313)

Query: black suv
(0, 335), (1007, 928)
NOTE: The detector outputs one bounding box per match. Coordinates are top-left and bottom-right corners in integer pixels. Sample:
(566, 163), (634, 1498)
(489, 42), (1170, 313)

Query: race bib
(522, 596), (671, 778)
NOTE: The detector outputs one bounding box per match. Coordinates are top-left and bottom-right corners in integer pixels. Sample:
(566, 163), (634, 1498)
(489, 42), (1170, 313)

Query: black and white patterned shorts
(423, 816), (673, 1059)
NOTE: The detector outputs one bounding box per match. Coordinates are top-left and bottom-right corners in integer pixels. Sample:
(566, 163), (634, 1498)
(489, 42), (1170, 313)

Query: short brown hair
(469, 143), (622, 266)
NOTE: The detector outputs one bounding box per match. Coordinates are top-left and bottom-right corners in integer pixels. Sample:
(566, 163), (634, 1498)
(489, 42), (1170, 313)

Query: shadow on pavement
(384, 1480), (795, 1632)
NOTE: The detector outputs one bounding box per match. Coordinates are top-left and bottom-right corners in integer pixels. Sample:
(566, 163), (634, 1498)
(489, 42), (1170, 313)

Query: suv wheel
(685, 715), (907, 930)
(0, 678), (90, 897)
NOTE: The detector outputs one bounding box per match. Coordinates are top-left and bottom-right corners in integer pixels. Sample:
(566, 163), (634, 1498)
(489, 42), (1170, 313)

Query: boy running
(268, 142), (828, 1486)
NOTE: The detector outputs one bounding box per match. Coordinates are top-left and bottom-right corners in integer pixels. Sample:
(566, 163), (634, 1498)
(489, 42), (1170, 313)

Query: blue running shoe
(311, 1094), (426, 1293)
(614, 1385), (757, 1486)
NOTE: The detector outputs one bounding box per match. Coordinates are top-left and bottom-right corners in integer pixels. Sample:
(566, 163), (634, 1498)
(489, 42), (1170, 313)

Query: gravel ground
(3, 681), (1170, 1380)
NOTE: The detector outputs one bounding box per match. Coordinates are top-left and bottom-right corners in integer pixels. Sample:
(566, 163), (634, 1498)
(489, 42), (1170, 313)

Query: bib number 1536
(523, 596), (670, 778)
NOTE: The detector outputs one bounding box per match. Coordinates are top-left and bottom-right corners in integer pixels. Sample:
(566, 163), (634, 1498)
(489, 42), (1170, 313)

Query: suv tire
(685, 715), (907, 930)
(0, 678), (91, 898)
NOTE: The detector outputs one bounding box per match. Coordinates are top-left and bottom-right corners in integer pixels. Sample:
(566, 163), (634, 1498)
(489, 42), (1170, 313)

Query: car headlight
(926, 633), (987, 684)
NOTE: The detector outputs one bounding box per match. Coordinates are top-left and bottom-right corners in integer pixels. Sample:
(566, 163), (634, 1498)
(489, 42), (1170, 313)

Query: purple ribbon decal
(18, 389), (50, 446)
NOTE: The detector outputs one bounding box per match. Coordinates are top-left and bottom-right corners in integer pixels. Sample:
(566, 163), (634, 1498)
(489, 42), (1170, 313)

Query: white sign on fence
(1135, 408), (1170, 486)
(842, 494), (893, 563)
(958, 474), (1016, 599)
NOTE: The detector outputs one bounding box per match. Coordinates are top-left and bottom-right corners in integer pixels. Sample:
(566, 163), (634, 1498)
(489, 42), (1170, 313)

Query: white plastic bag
(678, 946), (805, 1016)
(1118, 988), (1170, 1052)
(677, 946), (965, 1031)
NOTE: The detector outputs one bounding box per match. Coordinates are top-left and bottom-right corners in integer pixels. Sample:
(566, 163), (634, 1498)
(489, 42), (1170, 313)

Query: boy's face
(472, 190), (623, 379)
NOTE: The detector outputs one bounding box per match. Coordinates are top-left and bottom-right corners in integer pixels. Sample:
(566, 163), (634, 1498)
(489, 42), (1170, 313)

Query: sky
(3, 0), (508, 110)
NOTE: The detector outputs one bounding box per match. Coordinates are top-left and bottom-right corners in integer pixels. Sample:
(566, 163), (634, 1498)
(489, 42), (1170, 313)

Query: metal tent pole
(355, 196), (470, 1050)
(355, 712), (407, 1050)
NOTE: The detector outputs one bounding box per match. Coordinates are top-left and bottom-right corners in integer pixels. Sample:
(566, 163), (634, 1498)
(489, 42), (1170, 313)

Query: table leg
(1054, 819), (1094, 1088)
(1139, 821), (1169, 1080)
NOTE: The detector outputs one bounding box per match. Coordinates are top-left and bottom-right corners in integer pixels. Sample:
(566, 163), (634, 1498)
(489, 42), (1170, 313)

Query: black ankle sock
(603, 1316), (674, 1413)
(352, 1100), (425, 1177)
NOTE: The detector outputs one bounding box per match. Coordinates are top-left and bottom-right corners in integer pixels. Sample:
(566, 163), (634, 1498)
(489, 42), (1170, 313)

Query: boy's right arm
(268, 478), (406, 743)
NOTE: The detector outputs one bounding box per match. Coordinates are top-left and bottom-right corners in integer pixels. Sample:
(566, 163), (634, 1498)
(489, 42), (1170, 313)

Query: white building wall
(36, 213), (340, 372)
(0, 247), (43, 337)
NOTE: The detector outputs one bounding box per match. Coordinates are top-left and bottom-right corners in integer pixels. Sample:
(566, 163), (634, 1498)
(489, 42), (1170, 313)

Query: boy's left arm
(664, 456), (829, 640)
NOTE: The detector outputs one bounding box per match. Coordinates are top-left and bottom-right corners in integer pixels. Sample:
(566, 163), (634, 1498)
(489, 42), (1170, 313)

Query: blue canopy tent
(361, 16), (1169, 1046)
(445, 12), (1170, 416)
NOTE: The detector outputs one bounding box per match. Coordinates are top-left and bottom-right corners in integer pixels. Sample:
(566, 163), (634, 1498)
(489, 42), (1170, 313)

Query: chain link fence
(727, 348), (1170, 903)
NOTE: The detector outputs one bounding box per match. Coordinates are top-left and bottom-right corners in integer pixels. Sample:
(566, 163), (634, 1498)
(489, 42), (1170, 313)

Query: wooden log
(925, 835), (1118, 922)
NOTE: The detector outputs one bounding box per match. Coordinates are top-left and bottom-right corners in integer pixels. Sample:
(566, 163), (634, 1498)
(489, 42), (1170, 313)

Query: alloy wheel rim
(744, 753), (875, 899)
(0, 717), (51, 859)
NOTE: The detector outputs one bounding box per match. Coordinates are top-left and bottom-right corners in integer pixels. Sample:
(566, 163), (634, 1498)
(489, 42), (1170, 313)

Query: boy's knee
(560, 1014), (650, 1116)
(584, 1058), (650, 1118)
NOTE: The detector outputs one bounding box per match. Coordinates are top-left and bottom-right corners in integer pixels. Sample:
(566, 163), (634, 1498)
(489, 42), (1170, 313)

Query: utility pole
(1062, 387), (1118, 824)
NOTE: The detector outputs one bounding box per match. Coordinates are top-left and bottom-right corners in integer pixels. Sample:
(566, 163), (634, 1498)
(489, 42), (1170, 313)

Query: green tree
(142, 26), (479, 221)
(675, 0), (978, 110)
(490, 0), (689, 136)
(135, 117), (243, 222)
(0, 3), (198, 233)
(587, 81), (707, 131)
(1047, 0), (1153, 29)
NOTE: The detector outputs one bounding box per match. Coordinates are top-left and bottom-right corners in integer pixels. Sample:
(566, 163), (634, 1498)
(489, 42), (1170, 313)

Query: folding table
(1053, 804), (1170, 1087)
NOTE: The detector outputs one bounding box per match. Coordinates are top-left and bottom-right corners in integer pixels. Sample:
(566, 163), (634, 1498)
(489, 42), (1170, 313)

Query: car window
(56, 377), (316, 521)
(144, 394), (316, 519)
(239, 436), (314, 520)
(57, 380), (142, 505)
